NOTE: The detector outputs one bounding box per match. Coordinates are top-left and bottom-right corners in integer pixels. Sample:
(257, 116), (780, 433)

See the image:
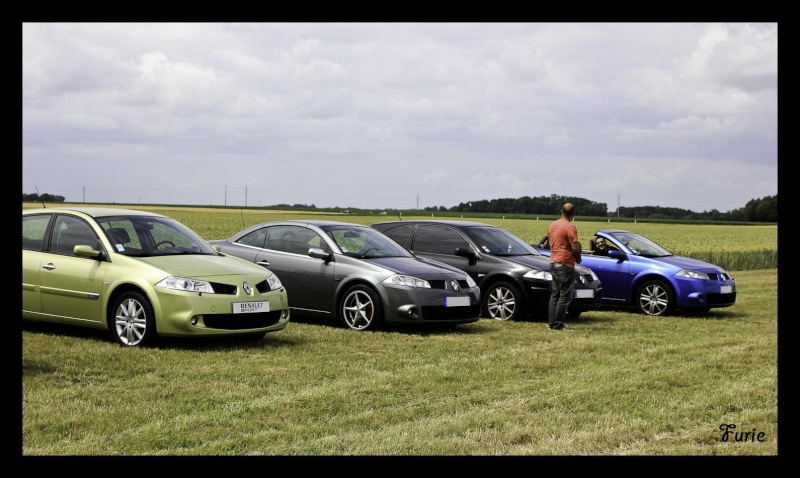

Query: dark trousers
(548, 262), (575, 329)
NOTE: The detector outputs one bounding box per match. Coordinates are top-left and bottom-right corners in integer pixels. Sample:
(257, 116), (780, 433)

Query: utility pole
(416, 193), (419, 210)
(225, 185), (227, 206)
(617, 194), (620, 218)
(83, 186), (85, 203)
(245, 186), (248, 207)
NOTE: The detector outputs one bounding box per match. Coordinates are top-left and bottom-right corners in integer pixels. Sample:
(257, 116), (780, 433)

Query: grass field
(21, 204), (779, 456)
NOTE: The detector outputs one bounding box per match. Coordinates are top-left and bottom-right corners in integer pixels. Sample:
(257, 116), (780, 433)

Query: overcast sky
(22, 22), (778, 213)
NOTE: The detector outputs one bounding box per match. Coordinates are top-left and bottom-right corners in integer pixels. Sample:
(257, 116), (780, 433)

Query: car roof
(251, 219), (368, 228)
(372, 219), (494, 228)
(22, 207), (166, 219)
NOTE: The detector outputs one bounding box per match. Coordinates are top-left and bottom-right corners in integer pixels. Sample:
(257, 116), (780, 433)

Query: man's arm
(571, 240), (582, 262)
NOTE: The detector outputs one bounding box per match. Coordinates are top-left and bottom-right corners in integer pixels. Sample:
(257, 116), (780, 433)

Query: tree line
(427, 194), (777, 223)
(23, 192), (777, 223)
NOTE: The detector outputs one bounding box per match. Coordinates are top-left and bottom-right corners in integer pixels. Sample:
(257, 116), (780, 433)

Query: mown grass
(22, 269), (778, 456)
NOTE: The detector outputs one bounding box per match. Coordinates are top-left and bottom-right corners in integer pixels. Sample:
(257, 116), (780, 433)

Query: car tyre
(635, 280), (674, 316)
(484, 281), (523, 321)
(340, 284), (383, 331)
(110, 290), (157, 347)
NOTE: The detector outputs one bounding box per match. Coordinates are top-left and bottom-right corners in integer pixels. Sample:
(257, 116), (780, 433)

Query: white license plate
(720, 285), (733, 294)
(574, 289), (595, 299)
(233, 301), (270, 314)
(444, 296), (470, 307)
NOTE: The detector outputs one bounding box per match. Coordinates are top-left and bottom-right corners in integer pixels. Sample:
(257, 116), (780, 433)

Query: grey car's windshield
(322, 225), (413, 258)
(98, 216), (217, 257)
(611, 232), (672, 257)
(462, 226), (541, 256)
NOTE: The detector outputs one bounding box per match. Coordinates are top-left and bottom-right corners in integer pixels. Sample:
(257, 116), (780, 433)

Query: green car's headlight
(267, 274), (283, 290)
(157, 276), (215, 293)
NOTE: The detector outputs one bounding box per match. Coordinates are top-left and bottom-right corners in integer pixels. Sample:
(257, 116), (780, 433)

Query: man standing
(547, 203), (582, 331)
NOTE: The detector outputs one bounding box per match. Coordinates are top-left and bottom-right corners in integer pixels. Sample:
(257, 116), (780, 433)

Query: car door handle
(257, 260), (270, 267)
(42, 263), (56, 270)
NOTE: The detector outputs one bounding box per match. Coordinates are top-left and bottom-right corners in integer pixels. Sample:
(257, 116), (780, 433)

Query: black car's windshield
(98, 216), (217, 257)
(323, 225), (413, 258)
(611, 231), (672, 257)
(462, 226), (541, 256)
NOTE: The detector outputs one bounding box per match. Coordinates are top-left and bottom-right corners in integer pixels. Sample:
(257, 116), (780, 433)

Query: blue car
(536, 229), (736, 316)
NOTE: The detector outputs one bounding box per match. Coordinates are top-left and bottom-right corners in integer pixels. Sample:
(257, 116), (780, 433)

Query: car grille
(705, 292), (737, 305)
(708, 272), (733, 281)
(209, 279), (270, 295)
(203, 311), (283, 330)
(427, 279), (472, 290)
(420, 304), (481, 321)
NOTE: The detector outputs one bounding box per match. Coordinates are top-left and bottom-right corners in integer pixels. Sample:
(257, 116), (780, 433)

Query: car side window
(237, 228), (268, 248)
(414, 225), (470, 255)
(22, 214), (52, 251)
(379, 224), (415, 249)
(51, 215), (99, 256)
(265, 225), (322, 255)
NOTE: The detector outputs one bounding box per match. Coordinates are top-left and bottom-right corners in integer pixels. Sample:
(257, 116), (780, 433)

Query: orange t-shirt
(548, 218), (579, 268)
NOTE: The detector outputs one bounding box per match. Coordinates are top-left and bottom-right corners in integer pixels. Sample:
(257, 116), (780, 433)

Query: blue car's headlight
(157, 276), (215, 293)
(267, 274), (283, 290)
(675, 269), (710, 280)
(524, 269), (553, 281)
(384, 274), (431, 288)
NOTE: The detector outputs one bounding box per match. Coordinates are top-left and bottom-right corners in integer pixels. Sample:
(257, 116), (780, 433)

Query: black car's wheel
(340, 284), (383, 331)
(635, 280), (674, 316)
(484, 281), (523, 321)
(110, 291), (157, 346)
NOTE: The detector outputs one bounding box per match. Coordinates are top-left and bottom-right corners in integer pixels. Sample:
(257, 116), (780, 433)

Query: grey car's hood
(365, 256), (466, 279)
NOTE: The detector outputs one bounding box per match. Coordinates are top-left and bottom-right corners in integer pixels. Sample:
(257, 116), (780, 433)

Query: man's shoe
(549, 326), (573, 332)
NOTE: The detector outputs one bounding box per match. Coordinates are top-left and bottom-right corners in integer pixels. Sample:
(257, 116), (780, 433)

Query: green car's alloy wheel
(111, 291), (157, 346)
(484, 281), (522, 321)
(636, 279), (675, 316)
(340, 285), (383, 331)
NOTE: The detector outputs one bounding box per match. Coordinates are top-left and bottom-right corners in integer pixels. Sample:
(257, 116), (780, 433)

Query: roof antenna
(34, 185), (46, 208)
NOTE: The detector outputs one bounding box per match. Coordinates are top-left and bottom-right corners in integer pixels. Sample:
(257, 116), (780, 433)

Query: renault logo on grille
(243, 282), (252, 295)
(450, 280), (460, 291)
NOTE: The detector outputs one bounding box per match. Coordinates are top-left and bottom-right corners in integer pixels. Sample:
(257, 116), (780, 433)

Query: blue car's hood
(651, 254), (727, 272)
(366, 256), (465, 279)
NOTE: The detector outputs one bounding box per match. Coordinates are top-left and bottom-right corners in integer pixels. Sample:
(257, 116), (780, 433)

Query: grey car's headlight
(587, 269), (599, 281)
(384, 274), (431, 288)
(675, 269), (710, 280)
(267, 274), (283, 290)
(157, 276), (215, 293)
(524, 269), (553, 281)
(466, 275), (477, 288)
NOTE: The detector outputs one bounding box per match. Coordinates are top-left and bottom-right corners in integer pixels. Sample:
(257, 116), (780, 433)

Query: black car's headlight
(524, 269), (553, 281)
(466, 275), (477, 288)
(675, 269), (710, 280)
(157, 276), (215, 293)
(384, 274), (431, 288)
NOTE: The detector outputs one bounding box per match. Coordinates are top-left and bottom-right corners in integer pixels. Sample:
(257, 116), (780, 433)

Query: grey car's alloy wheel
(111, 291), (157, 346)
(636, 280), (675, 316)
(484, 281), (522, 321)
(340, 285), (383, 331)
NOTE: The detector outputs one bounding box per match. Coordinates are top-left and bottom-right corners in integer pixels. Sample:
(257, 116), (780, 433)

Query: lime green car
(22, 207), (290, 346)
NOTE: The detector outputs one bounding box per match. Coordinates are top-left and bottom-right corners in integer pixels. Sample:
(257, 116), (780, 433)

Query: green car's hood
(136, 254), (267, 278)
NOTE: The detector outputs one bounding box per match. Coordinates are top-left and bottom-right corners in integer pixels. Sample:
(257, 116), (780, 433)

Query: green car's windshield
(98, 216), (217, 257)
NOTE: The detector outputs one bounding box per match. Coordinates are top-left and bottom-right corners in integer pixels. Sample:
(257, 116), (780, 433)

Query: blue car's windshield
(462, 226), (541, 257)
(323, 225), (413, 258)
(611, 231), (672, 257)
(98, 216), (217, 257)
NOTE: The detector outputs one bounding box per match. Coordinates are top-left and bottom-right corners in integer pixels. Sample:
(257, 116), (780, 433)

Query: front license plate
(233, 301), (270, 314)
(574, 289), (595, 299)
(444, 296), (470, 307)
(720, 285), (733, 294)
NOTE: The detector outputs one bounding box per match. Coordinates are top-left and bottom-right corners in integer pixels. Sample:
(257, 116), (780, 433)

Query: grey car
(209, 220), (481, 331)
(372, 220), (603, 321)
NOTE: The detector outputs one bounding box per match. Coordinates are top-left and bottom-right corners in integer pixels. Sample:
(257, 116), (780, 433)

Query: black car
(372, 220), (602, 321)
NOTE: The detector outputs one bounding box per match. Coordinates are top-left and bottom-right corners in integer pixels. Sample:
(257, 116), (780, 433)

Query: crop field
(21, 203), (779, 456)
(23, 203), (777, 271)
